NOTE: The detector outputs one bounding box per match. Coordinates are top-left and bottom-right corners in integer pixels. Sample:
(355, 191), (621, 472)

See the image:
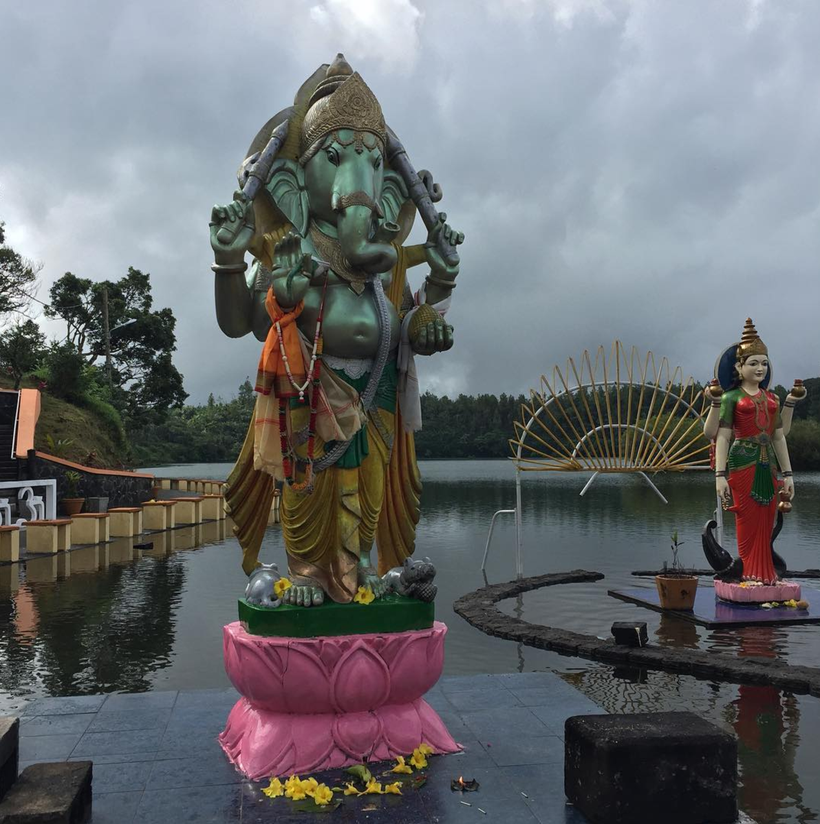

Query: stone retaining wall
(454, 570), (820, 697)
(24, 451), (154, 509)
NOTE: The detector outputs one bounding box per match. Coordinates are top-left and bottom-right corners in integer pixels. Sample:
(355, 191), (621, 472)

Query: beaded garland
(278, 272), (330, 493)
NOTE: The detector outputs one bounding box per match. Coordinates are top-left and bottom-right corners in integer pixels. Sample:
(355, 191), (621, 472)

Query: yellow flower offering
(300, 777), (319, 797)
(274, 577), (293, 598)
(285, 783), (307, 800)
(391, 756), (413, 774)
(262, 777), (284, 798)
(418, 743), (434, 756)
(313, 784), (334, 806)
(343, 782), (361, 796)
(410, 748), (428, 769)
(384, 782), (403, 795)
(363, 778), (383, 795)
(354, 586), (375, 605)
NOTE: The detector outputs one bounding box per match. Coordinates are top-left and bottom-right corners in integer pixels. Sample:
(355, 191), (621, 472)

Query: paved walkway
(19, 672), (604, 823)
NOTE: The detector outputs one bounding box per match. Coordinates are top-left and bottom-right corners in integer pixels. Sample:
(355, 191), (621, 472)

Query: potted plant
(655, 531), (698, 610)
(61, 470), (85, 516)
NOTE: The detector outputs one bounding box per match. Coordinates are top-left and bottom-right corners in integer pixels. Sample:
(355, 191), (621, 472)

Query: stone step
(0, 761), (92, 823)
(0, 718), (19, 803)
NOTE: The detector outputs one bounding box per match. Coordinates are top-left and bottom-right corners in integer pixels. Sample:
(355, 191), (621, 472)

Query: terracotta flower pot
(61, 498), (85, 517)
(655, 575), (698, 611)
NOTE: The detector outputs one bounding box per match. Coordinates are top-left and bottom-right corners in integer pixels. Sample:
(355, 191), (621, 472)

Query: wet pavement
(17, 672), (603, 823)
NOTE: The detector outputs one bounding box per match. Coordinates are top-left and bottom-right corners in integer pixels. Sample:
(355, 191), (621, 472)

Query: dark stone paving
(16, 674), (605, 823)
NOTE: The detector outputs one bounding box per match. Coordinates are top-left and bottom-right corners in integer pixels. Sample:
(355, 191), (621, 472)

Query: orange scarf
(255, 289), (305, 397)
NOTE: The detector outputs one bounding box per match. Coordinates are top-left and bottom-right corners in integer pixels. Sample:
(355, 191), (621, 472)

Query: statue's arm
(214, 266), (254, 338)
(211, 196), (257, 338)
(772, 428), (795, 498)
(714, 428), (732, 503)
(702, 382), (723, 440)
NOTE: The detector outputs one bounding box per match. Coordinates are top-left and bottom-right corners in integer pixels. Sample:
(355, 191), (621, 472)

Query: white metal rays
(510, 341), (710, 477)
(483, 342), (710, 578)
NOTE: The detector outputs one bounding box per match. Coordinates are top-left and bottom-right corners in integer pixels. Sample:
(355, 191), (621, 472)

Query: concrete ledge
(107, 508), (142, 538)
(565, 712), (737, 824)
(200, 494), (224, 521)
(0, 717), (18, 802)
(69, 514), (109, 546)
(0, 526), (20, 564)
(143, 501), (176, 531)
(0, 761), (92, 823)
(168, 497), (203, 525)
(25, 521), (71, 554)
(453, 571), (820, 695)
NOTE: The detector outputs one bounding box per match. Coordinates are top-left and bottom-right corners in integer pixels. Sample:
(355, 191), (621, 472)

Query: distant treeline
(131, 378), (820, 470)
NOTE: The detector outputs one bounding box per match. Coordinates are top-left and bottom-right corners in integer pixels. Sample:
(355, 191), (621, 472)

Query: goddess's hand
(782, 477), (795, 500)
(716, 476), (731, 506)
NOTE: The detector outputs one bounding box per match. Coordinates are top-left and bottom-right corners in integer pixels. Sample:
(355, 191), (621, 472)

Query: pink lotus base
(715, 580), (801, 603)
(219, 620), (461, 780)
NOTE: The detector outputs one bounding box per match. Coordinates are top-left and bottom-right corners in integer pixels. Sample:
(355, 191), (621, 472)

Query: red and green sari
(719, 388), (782, 583)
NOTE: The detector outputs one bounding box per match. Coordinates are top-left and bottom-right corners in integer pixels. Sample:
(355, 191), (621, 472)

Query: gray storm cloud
(1, 0), (818, 403)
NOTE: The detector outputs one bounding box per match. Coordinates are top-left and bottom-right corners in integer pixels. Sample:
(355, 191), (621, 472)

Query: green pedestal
(238, 594), (435, 638)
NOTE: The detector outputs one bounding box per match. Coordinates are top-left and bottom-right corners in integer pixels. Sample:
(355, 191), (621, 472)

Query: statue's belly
(300, 286), (399, 360)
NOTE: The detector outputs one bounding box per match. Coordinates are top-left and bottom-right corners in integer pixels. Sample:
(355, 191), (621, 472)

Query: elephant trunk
(335, 202), (397, 275)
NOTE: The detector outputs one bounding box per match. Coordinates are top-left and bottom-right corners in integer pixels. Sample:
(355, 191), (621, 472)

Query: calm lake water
(2, 460), (820, 821)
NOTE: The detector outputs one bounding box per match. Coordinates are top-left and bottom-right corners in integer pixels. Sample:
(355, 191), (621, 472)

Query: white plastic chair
(0, 498), (10, 526)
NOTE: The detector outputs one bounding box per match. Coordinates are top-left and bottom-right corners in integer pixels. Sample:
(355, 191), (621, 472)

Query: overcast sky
(1, 0), (819, 404)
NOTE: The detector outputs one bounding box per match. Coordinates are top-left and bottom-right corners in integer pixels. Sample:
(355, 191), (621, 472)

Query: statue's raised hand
(210, 192), (255, 265)
(272, 232), (312, 307)
(424, 212), (464, 284)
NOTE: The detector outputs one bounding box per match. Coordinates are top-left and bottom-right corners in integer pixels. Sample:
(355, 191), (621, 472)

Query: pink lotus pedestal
(219, 620), (461, 780)
(715, 580), (801, 604)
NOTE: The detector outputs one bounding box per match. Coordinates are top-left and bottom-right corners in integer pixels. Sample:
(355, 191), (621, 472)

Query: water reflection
(0, 461), (818, 818)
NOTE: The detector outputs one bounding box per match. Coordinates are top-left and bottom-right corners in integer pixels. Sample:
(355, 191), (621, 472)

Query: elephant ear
(380, 170), (415, 245)
(265, 158), (309, 236)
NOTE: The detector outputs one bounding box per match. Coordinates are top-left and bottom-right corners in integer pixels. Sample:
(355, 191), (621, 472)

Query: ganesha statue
(701, 318), (806, 604)
(209, 55), (463, 607)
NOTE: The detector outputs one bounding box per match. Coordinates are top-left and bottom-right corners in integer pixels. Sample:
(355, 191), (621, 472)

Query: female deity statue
(208, 55), (463, 607)
(702, 318), (805, 600)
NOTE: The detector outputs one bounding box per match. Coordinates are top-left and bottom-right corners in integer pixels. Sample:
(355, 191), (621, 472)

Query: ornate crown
(736, 317), (768, 360)
(300, 54), (386, 155)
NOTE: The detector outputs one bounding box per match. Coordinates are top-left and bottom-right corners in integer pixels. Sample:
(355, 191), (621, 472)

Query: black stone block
(565, 712), (737, 824)
(611, 621), (648, 647)
(0, 718), (18, 803)
(0, 761), (92, 823)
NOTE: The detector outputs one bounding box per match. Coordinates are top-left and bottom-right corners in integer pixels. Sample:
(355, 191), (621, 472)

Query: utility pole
(102, 286), (111, 389)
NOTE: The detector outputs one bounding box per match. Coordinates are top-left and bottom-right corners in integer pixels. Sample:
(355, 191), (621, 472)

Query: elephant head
(262, 56), (410, 275)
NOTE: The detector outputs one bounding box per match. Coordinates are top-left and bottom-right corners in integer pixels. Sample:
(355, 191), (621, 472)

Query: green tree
(45, 268), (187, 421)
(0, 319), (46, 388)
(0, 222), (40, 321)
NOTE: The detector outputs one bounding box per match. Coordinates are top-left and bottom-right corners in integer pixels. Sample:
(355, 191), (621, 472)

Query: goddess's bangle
(784, 401), (796, 408)
(715, 470), (727, 478)
(711, 401), (721, 408)
(782, 471), (793, 477)
(211, 262), (248, 274)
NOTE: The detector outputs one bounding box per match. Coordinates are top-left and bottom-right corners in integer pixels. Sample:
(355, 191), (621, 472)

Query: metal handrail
(481, 509), (516, 574)
(9, 390), (20, 461)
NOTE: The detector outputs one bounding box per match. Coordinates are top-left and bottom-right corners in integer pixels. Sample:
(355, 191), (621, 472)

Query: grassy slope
(34, 393), (124, 467)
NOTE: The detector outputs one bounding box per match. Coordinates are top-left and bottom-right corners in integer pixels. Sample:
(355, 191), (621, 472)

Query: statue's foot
(282, 580), (325, 607)
(357, 564), (388, 599)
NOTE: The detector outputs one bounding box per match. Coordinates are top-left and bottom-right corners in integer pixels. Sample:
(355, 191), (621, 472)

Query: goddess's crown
(736, 317), (768, 360)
